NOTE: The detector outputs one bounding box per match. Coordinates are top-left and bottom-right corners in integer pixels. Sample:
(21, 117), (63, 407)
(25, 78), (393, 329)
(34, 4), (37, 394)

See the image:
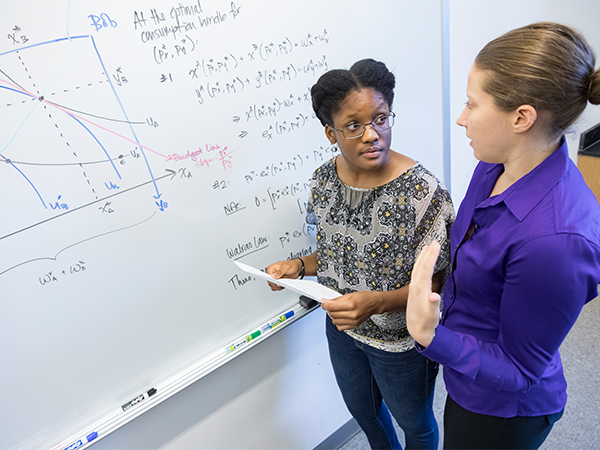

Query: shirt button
(474, 223), (480, 229)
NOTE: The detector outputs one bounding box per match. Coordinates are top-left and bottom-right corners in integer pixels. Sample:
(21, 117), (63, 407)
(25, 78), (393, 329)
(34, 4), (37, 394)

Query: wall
(448, 0), (600, 206)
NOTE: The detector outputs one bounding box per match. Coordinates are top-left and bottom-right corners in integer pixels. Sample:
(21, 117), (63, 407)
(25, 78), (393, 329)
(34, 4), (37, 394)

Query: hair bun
(588, 68), (600, 105)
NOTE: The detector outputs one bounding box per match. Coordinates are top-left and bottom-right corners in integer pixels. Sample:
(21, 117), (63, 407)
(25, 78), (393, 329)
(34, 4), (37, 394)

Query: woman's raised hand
(407, 241), (443, 347)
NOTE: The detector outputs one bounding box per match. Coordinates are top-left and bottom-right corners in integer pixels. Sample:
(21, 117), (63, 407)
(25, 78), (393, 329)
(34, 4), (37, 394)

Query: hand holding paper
(232, 260), (340, 303)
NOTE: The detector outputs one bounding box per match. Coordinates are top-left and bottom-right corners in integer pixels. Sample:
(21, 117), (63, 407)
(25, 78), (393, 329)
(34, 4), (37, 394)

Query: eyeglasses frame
(328, 111), (396, 140)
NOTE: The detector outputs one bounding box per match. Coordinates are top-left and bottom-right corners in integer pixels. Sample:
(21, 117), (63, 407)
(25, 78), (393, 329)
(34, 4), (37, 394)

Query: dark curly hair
(311, 58), (395, 127)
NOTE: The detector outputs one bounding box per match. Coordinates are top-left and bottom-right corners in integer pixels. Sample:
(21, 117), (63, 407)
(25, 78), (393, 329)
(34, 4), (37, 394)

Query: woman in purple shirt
(407, 22), (600, 449)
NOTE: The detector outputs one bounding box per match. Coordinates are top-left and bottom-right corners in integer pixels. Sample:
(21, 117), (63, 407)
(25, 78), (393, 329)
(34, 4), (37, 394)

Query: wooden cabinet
(578, 123), (600, 205)
(577, 154), (600, 205)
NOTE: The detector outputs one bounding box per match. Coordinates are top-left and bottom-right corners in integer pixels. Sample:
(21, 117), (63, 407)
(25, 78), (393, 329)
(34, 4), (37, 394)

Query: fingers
(323, 306), (361, 331)
(408, 242), (442, 302)
(320, 295), (348, 312)
(407, 242), (442, 347)
(418, 241), (441, 270)
(266, 262), (283, 279)
(265, 260), (302, 291)
(427, 292), (442, 306)
(266, 262), (286, 291)
(267, 280), (285, 291)
(321, 294), (370, 330)
(266, 260), (300, 279)
(413, 241), (441, 283)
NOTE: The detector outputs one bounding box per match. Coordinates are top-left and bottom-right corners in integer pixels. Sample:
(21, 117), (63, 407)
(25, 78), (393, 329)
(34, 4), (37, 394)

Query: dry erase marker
(262, 310), (295, 332)
(122, 388), (157, 412)
(226, 329), (262, 353)
(226, 337), (248, 353)
(245, 329), (261, 341)
(274, 310), (294, 327)
(62, 431), (98, 450)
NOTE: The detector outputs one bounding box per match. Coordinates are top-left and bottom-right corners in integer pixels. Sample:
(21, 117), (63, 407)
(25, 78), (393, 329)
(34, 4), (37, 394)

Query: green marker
(226, 329), (262, 354)
(245, 330), (261, 342)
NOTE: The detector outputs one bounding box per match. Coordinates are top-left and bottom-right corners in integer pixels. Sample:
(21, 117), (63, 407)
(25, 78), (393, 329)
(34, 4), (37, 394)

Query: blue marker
(62, 431), (98, 450)
(261, 310), (294, 332)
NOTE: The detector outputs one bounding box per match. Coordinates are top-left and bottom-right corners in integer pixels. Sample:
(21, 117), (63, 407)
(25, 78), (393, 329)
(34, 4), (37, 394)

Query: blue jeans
(326, 315), (439, 450)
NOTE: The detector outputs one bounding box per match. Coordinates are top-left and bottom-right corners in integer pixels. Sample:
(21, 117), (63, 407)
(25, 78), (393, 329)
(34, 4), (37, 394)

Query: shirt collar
(483, 138), (569, 221)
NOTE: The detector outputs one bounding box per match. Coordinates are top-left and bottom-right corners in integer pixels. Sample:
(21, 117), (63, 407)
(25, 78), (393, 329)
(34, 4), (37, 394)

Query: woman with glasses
(407, 23), (600, 449)
(266, 58), (455, 450)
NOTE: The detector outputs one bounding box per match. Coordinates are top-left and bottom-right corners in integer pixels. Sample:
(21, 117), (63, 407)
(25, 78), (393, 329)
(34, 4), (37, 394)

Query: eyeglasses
(329, 112), (395, 140)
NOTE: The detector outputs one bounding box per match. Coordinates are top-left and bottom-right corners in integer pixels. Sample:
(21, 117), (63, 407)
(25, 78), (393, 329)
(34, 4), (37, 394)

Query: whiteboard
(0, 1), (444, 448)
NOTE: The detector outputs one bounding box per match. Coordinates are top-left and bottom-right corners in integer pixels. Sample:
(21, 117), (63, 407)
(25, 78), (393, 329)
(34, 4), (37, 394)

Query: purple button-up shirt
(421, 139), (600, 417)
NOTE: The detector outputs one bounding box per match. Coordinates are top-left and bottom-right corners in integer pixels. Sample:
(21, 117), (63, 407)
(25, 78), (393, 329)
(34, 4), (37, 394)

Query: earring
(331, 142), (339, 152)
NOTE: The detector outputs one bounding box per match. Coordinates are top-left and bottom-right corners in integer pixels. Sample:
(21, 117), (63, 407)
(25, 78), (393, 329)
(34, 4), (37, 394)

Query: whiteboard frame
(51, 300), (318, 450)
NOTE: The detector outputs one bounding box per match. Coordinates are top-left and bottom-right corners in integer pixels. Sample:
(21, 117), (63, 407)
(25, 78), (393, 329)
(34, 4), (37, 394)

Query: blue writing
(89, 13), (118, 32)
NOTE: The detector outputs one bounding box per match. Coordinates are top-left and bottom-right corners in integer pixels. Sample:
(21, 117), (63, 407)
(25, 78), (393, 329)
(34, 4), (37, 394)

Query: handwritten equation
(193, 55), (328, 104)
(38, 260), (87, 286)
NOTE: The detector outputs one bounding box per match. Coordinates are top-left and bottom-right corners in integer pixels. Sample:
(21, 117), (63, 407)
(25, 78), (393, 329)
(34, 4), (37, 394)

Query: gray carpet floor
(339, 295), (600, 450)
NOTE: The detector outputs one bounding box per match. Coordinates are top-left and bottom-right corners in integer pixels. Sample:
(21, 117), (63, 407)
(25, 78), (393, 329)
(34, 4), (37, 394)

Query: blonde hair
(474, 22), (600, 138)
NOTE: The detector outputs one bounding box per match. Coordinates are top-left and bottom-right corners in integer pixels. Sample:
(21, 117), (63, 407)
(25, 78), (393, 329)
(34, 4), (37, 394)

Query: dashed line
(14, 51), (101, 201)
(6, 74), (108, 107)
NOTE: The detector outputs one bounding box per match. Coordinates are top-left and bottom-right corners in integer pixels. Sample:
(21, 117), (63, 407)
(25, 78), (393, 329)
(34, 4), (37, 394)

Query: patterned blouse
(307, 157), (455, 352)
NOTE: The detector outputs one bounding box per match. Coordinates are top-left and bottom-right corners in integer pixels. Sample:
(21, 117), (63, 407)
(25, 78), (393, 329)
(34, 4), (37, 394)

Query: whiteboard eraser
(299, 295), (318, 309)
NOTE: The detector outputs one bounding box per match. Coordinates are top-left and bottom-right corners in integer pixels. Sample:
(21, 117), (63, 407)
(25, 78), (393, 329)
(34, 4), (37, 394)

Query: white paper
(232, 260), (341, 303)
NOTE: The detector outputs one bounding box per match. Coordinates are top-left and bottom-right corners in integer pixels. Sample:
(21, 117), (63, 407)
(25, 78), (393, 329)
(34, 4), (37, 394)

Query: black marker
(121, 388), (157, 412)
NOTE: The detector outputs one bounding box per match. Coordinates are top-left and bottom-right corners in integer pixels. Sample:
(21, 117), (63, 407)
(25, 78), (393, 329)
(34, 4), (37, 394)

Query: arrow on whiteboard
(165, 168), (177, 180)
(239, 131), (248, 138)
(232, 116), (240, 123)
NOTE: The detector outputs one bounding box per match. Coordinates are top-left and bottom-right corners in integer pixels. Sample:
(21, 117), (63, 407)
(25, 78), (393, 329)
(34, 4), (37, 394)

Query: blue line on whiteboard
(0, 84), (33, 96)
(1, 34), (164, 217)
(89, 35), (161, 199)
(0, 35), (90, 58)
(1, 35), (161, 201)
(0, 84), (38, 157)
(0, 169), (173, 243)
(1, 156), (47, 208)
(0, 67), (27, 91)
(0, 83), (120, 179)
(0, 38), (92, 158)
(67, 114), (122, 179)
(0, 86), (120, 195)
